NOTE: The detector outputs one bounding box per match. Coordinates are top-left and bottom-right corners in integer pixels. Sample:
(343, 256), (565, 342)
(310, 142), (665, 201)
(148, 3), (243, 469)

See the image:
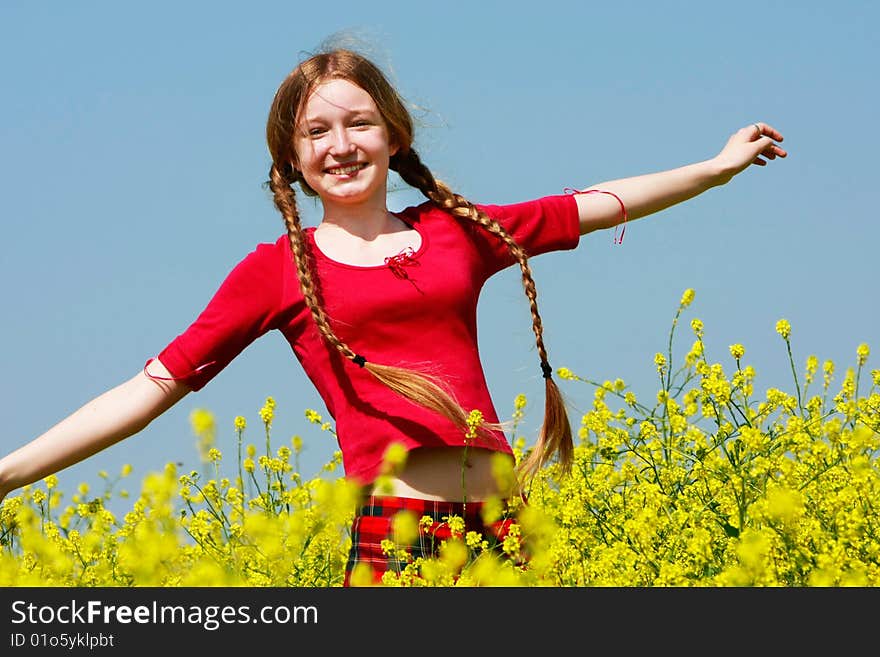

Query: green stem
(461, 442), (470, 510)
(785, 338), (804, 413)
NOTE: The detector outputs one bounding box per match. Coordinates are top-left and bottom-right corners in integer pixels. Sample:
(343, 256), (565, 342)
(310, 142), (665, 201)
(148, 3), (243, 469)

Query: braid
(269, 165), (355, 359)
(393, 149), (574, 482)
(268, 164), (490, 442)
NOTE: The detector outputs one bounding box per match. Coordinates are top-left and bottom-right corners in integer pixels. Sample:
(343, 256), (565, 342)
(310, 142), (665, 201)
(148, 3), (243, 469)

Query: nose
(328, 127), (355, 156)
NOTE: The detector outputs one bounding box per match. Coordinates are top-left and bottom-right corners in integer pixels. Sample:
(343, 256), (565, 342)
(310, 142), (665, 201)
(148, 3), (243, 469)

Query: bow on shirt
(384, 246), (419, 279)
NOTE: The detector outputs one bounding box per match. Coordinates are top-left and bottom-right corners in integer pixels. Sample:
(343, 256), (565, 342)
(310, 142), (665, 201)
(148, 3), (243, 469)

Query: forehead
(302, 78), (379, 119)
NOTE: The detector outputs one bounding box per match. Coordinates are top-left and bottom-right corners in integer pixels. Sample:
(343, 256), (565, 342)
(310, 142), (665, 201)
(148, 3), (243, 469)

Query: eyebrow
(303, 105), (379, 123)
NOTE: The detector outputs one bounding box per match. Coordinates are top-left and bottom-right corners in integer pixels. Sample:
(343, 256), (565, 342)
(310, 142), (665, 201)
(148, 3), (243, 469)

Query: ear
(386, 128), (400, 158)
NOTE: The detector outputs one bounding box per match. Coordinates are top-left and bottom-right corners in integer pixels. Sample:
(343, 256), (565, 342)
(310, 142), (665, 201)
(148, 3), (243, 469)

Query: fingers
(757, 140), (778, 160)
(752, 121), (784, 143)
(751, 133), (787, 166)
(761, 139), (787, 159)
(719, 122), (788, 175)
(748, 122), (788, 159)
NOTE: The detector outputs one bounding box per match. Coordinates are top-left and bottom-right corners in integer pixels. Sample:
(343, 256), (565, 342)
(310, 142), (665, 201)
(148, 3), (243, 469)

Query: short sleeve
(474, 194), (580, 275)
(156, 242), (287, 391)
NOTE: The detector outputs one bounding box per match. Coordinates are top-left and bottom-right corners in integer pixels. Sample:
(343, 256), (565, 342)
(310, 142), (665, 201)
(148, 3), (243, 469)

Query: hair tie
(143, 357), (217, 382)
(564, 187), (628, 244)
(540, 361), (553, 379)
(352, 354), (367, 367)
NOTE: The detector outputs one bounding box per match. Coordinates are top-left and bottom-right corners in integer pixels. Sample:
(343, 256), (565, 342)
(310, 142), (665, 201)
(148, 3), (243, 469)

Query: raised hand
(713, 122), (787, 184)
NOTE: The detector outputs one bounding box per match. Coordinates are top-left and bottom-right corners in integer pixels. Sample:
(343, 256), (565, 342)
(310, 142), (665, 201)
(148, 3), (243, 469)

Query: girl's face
(293, 78), (398, 208)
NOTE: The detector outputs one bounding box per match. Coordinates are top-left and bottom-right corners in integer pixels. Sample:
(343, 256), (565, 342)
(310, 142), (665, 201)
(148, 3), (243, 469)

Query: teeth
(328, 164), (364, 175)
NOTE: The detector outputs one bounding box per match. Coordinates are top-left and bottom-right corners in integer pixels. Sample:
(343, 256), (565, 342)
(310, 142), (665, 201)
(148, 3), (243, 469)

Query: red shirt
(157, 194), (580, 484)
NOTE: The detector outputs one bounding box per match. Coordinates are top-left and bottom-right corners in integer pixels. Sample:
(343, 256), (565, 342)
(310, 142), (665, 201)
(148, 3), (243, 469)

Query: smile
(326, 163), (367, 175)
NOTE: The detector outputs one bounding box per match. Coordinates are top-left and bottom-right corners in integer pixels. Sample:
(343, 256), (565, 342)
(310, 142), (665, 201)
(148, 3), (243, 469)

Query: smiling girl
(0, 47), (785, 585)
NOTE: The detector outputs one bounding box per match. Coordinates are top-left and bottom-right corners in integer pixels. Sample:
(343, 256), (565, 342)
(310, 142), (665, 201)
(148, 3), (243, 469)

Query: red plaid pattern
(344, 495), (525, 586)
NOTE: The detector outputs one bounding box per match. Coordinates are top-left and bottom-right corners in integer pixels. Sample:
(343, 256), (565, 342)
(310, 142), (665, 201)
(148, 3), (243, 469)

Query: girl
(0, 48), (785, 585)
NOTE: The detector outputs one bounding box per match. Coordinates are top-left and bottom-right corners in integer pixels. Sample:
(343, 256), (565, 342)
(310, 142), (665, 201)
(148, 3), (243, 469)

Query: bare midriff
(368, 446), (515, 502)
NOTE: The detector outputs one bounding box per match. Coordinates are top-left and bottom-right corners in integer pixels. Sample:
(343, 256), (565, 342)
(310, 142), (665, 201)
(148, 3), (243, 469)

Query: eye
(308, 126), (326, 137)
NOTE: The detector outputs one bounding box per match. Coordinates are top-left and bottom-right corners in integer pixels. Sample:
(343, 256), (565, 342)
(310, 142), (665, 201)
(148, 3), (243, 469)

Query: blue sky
(1, 1), (876, 510)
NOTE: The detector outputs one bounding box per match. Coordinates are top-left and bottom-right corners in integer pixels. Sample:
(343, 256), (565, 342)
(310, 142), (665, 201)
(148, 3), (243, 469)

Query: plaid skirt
(344, 495), (525, 586)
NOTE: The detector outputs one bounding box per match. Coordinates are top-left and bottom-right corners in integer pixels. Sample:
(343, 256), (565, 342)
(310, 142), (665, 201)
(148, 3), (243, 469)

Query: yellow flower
(805, 355), (818, 385)
(190, 408), (217, 464)
(259, 397), (276, 426)
(685, 339), (703, 367)
(502, 523), (522, 558)
(775, 319), (792, 340)
(489, 453), (516, 496)
(680, 288), (695, 308)
(382, 442), (408, 473)
(465, 409), (484, 443)
(639, 421), (658, 439)
(190, 408), (216, 440)
(466, 531), (487, 550)
(444, 514), (466, 538)
(856, 343), (870, 367)
(823, 360), (835, 389)
(729, 344), (745, 360)
(419, 515), (435, 534)
(362, 474), (389, 495)
(654, 353), (667, 375)
(690, 318), (704, 337)
(765, 487), (804, 524)
(348, 563), (375, 587)
(440, 539), (468, 571)
(392, 511), (418, 545)
(557, 367), (577, 381)
(234, 416), (246, 431)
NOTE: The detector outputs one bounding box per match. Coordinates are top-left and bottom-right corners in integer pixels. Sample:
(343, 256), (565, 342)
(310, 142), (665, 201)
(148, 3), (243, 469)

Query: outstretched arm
(575, 122), (786, 235)
(0, 359), (190, 504)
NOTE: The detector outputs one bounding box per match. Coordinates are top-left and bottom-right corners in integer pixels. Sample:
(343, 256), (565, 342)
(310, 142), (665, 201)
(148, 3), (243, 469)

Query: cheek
(294, 140), (322, 171)
(368, 135), (395, 160)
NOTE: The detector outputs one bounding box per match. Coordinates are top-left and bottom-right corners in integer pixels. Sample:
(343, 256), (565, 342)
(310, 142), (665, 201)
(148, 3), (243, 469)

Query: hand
(712, 122), (787, 184)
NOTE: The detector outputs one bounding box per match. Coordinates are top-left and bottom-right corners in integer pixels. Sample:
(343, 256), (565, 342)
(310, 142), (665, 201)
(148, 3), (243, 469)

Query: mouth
(325, 163), (368, 176)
